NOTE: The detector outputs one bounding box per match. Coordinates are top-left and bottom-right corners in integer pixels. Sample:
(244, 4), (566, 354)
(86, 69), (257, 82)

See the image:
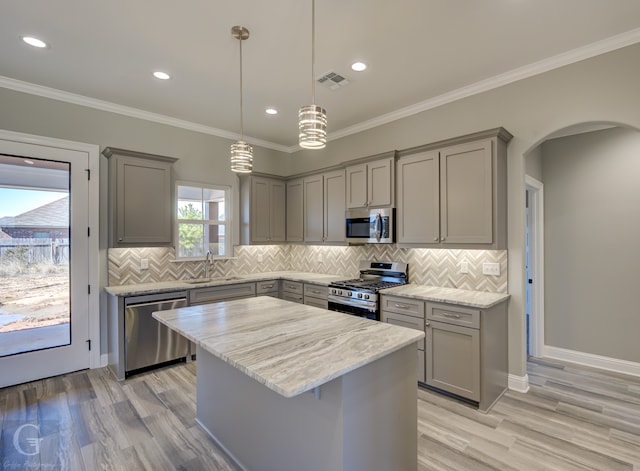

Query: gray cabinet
(241, 176), (286, 244)
(256, 280), (280, 298)
(303, 283), (328, 309)
(396, 128), (511, 249)
(189, 282), (256, 305)
(304, 170), (346, 244)
(282, 280), (303, 304)
(425, 301), (508, 412)
(380, 295), (425, 383)
(103, 147), (177, 247)
(286, 178), (304, 242)
(346, 154), (395, 209)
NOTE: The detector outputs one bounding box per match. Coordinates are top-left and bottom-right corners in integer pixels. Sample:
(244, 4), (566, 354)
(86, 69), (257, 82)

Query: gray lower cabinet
(303, 283), (328, 309)
(425, 301), (508, 412)
(256, 280), (280, 298)
(282, 280), (303, 304)
(381, 295), (425, 383)
(189, 282), (257, 305)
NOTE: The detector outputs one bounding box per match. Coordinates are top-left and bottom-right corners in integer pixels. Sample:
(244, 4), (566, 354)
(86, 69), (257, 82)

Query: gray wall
(541, 127), (640, 362)
(3, 42), (640, 379)
(525, 145), (543, 182)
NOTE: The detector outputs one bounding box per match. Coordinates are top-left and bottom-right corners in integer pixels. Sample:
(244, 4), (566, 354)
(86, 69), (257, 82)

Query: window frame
(174, 180), (233, 261)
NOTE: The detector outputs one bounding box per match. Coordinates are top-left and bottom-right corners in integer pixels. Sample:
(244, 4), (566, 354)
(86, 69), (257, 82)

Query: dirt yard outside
(0, 266), (69, 333)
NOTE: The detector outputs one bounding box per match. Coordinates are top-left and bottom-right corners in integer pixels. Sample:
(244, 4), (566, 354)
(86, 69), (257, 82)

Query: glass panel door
(0, 149), (90, 387)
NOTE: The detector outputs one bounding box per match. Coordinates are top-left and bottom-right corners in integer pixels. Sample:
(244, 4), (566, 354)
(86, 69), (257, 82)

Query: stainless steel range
(328, 261), (408, 320)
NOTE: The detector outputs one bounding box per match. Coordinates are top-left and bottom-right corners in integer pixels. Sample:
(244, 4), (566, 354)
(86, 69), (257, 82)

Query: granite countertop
(153, 296), (424, 398)
(104, 271), (347, 297)
(381, 284), (510, 309)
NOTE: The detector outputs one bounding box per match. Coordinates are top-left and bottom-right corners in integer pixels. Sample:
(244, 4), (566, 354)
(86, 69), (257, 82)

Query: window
(175, 182), (231, 259)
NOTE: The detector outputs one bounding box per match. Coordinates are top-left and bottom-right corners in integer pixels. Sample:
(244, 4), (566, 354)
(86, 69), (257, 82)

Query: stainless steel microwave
(345, 208), (394, 244)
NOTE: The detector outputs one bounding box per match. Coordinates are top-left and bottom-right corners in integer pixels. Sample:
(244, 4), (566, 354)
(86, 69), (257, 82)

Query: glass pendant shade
(230, 140), (253, 173)
(298, 105), (327, 149)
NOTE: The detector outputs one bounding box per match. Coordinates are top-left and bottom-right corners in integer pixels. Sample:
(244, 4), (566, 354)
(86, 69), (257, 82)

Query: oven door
(328, 294), (378, 321)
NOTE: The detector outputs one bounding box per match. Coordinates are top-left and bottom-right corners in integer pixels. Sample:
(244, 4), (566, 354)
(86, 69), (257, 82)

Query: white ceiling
(2, 1), (640, 152)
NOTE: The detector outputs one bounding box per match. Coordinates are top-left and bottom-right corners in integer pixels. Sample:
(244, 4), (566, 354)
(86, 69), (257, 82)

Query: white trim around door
(525, 175), (544, 359)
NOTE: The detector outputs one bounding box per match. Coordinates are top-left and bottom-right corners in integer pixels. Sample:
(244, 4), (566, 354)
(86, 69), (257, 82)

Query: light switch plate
(482, 262), (500, 276)
(460, 260), (469, 274)
(140, 258), (149, 270)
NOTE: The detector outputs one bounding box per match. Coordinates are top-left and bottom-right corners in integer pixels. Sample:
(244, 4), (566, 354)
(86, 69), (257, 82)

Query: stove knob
(347, 291), (352, 296)
(357, 293), (363, 299)
(364, 294), (370, 300)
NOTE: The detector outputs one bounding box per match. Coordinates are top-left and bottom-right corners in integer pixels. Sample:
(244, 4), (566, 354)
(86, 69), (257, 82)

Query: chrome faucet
(204, 250), (212, 279)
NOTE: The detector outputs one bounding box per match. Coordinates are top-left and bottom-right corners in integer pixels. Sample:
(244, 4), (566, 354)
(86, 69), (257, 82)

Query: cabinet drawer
(380, 295), (425, 319)
(304, 284), (327, 298)
(282, 281), (303, 294)
(304, 297), (328, 309)
(381, 311), (425, 351)
(256, 280), (280, 295)
(427, 302), (479, 329)
(282, 292), (303, 304)
(190, 283), (256, 305)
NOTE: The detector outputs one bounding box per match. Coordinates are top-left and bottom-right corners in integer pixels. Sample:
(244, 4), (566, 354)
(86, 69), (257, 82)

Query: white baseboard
(508, 373), (530, 393)
(99, 353), (108, 368)
(543, 345), (640, 378)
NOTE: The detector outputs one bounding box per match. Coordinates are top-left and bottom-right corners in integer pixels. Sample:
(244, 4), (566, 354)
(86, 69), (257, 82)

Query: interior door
(0, 147), (90, 388)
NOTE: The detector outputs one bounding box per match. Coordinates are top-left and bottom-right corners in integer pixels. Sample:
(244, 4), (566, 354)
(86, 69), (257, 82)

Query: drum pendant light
(230, 26), (253, 173)
(298, 0), (327, 149)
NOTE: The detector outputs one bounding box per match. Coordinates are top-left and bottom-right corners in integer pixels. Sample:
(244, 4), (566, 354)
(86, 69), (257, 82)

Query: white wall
(3, 42), (640, 379)
(541, 127), (640, 362)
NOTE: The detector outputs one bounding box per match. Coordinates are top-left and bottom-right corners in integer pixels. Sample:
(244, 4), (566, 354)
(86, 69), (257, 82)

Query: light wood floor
(1, 357), (639, 470)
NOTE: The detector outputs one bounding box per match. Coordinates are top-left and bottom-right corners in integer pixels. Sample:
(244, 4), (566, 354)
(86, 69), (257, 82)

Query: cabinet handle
(311, 289), (320, 294)
(394, 303), (410, 309)
(263, 284), (274, 289)
(443, 313), (461, 319)
(441, 237), (446, 241)
(433, 237), (439, 242)
(425, 322), (430, 327)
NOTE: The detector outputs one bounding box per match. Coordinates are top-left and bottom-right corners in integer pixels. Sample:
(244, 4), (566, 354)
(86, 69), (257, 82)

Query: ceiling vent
(317, 71), (350, 90)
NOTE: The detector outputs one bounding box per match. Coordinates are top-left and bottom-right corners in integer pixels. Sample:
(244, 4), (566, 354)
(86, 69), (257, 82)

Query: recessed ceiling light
(153, 71), (171, 80)
(265, 108), (278, 115)
(21, 36), (48, 48)
(351, 61), (367, 72)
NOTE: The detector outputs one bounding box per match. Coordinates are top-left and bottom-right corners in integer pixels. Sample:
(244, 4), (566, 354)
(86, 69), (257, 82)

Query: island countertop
(153, 296), (424, 398)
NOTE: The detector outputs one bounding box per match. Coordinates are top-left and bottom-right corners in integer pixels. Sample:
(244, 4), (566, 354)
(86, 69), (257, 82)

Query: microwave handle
(374, 213), (382, 241)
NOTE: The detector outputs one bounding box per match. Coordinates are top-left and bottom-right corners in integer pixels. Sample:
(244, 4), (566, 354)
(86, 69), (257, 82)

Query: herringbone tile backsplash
(109, 245), (507, 293)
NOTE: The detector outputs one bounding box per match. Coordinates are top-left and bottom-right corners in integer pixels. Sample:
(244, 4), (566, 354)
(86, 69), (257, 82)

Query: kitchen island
(153, 296), (424, 471)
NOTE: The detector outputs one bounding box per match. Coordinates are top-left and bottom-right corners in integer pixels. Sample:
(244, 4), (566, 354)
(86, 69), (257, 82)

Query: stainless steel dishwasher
(124, 291), (189, 376)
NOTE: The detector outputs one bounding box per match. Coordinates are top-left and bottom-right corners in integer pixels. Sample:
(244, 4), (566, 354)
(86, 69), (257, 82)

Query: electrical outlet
(140, 258), (149, 270)
(460, 260), (469, 274)
(482, 262), (500, 276)
(257, 254), (264, 263)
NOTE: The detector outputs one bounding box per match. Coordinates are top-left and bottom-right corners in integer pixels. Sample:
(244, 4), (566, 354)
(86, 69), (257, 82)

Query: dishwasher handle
(125, 298), (187, 309)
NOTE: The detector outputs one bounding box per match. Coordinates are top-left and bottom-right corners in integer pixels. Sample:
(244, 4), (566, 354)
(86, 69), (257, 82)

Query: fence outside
(0, 238), (70, 264)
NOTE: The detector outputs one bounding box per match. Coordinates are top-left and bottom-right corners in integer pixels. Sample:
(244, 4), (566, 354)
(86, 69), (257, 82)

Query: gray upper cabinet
(103, 147), (177, 247)
(345, 154), (395, 209)
(396, 128), (511, 249)
(241, 176), (286, 244)
(286, 178), (304, 242)
(304, 170), (346, 244)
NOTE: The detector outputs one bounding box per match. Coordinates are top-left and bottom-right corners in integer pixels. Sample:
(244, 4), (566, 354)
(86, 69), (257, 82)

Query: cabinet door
(286, 179), (304, 242)
(440, 140), (493, 244)
(251, 177), (271, 242)
(114, 156), (174, 246)
(324, 170), (346, 243)
(426, 320), (480, 401)
(304, 174), (324, 242)
(397, 152), (440, 244)
(270, 180), (286, 242)
(367, 157), (393, 207)
(345, 164), (367, 208)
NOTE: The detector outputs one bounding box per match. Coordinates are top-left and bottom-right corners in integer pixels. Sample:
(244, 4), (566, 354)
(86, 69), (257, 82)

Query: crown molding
(2, 27), (640, 155)
(0, 76), (291, 153)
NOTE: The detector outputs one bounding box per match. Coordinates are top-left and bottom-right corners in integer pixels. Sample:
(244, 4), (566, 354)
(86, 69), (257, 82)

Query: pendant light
(230, 26), (253, 173)
(298, 0), (327, 149)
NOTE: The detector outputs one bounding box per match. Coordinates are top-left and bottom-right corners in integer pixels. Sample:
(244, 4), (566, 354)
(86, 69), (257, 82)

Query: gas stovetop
(329, 278), (405, 292)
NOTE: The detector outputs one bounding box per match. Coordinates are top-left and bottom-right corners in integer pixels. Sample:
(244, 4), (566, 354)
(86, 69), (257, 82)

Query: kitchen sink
(184, 276), (243, 284)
